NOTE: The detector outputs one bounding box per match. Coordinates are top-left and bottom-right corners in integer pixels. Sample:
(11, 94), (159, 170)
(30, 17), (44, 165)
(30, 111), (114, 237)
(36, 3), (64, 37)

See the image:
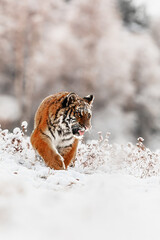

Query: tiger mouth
(72, 127), (86, 137)
(78, 130), (85, 136)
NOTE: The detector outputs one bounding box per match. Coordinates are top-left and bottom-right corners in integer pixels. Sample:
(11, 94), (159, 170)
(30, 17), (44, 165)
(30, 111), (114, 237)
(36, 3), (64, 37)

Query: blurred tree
(117, 0), (149, 31)
(0, 0), (160, 149)
(0, 0), (42, 122)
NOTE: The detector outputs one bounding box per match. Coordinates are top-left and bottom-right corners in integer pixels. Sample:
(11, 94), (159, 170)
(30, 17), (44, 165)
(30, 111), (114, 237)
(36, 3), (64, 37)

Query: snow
(21, 121), (28, 132)
(0, 124), (160, 240)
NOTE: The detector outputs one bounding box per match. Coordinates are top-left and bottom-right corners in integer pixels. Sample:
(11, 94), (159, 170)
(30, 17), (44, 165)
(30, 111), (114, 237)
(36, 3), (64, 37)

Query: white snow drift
(0, 123), (160, 240)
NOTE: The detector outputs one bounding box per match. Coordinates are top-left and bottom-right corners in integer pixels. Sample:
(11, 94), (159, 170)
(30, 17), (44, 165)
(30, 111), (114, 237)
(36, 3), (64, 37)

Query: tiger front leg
(30, 129), (65, 170)
(60, 139), (79, 169)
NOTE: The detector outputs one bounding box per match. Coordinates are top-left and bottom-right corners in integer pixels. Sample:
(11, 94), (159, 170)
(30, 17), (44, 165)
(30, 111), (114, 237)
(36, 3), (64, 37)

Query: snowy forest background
(1, 0), (160, 149)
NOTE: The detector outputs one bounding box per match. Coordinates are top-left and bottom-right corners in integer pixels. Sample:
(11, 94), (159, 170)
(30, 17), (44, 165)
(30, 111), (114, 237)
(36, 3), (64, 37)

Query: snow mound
(0, 123), (160, 191)
(1, 123), (160, 240)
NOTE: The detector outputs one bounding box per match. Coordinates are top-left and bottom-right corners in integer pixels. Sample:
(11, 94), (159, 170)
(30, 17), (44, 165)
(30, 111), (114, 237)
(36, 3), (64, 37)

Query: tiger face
(62, 93), (94, 138)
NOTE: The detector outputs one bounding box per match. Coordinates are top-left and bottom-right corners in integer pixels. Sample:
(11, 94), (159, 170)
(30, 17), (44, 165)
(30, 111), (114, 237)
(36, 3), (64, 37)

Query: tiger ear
(83, 95), (94, 105)
(62, 93), (77, 108)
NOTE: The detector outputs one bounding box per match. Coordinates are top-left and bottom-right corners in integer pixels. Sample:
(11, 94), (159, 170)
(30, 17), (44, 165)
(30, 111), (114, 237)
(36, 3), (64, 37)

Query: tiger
(30, 92), (94, 170)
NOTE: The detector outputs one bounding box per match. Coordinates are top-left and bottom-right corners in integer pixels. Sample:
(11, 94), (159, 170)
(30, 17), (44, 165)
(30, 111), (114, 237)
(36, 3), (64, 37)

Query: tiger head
(62, 93), (94, 138)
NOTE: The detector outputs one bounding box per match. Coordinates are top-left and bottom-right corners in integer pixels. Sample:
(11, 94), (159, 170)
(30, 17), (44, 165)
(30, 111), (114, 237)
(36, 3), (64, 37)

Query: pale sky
(134, 0), (160, 18)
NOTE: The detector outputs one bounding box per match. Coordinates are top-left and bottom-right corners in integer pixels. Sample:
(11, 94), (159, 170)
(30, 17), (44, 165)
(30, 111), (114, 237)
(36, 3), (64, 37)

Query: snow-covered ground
(0, 123), (160, 240)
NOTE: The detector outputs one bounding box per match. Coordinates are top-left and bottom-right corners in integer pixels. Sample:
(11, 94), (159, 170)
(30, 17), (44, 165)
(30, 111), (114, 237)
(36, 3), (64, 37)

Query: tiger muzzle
(72, 125), (86, 137)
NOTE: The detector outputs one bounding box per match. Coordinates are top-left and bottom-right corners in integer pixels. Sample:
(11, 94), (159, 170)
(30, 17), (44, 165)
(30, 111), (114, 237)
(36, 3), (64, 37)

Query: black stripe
(48, 117), (53, 126)
(68, 108), (72, 119)
(57, 127), (63, 136)
(63, 131), (71, 136)
(58, 144), (72, 150)
(62, 111), (68, 122)
(69, 106), (76, 119)
(62, 113), (70, 130)
(47, 120), (55, 139)
(62, 136), (73, 142)
(49, 127), (55, 139)
(54, 108), (61, 120)
(40, 129), (51, 140)
(53, 119), (60, 125)
(37, 116), (42, 127)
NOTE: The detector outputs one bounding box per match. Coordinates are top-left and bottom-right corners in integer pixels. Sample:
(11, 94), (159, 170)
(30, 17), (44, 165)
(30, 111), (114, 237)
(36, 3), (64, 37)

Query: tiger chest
(49, 126), (74, 149)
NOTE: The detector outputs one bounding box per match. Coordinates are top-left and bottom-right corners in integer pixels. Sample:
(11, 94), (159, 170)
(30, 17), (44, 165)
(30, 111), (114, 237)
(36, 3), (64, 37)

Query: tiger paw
(46, 154), (65, 170)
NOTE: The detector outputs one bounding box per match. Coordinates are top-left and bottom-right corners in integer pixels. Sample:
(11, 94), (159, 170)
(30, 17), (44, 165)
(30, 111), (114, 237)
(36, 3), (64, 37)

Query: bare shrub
(0, 121), (34, 166)
(1, 121), (160, 178)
